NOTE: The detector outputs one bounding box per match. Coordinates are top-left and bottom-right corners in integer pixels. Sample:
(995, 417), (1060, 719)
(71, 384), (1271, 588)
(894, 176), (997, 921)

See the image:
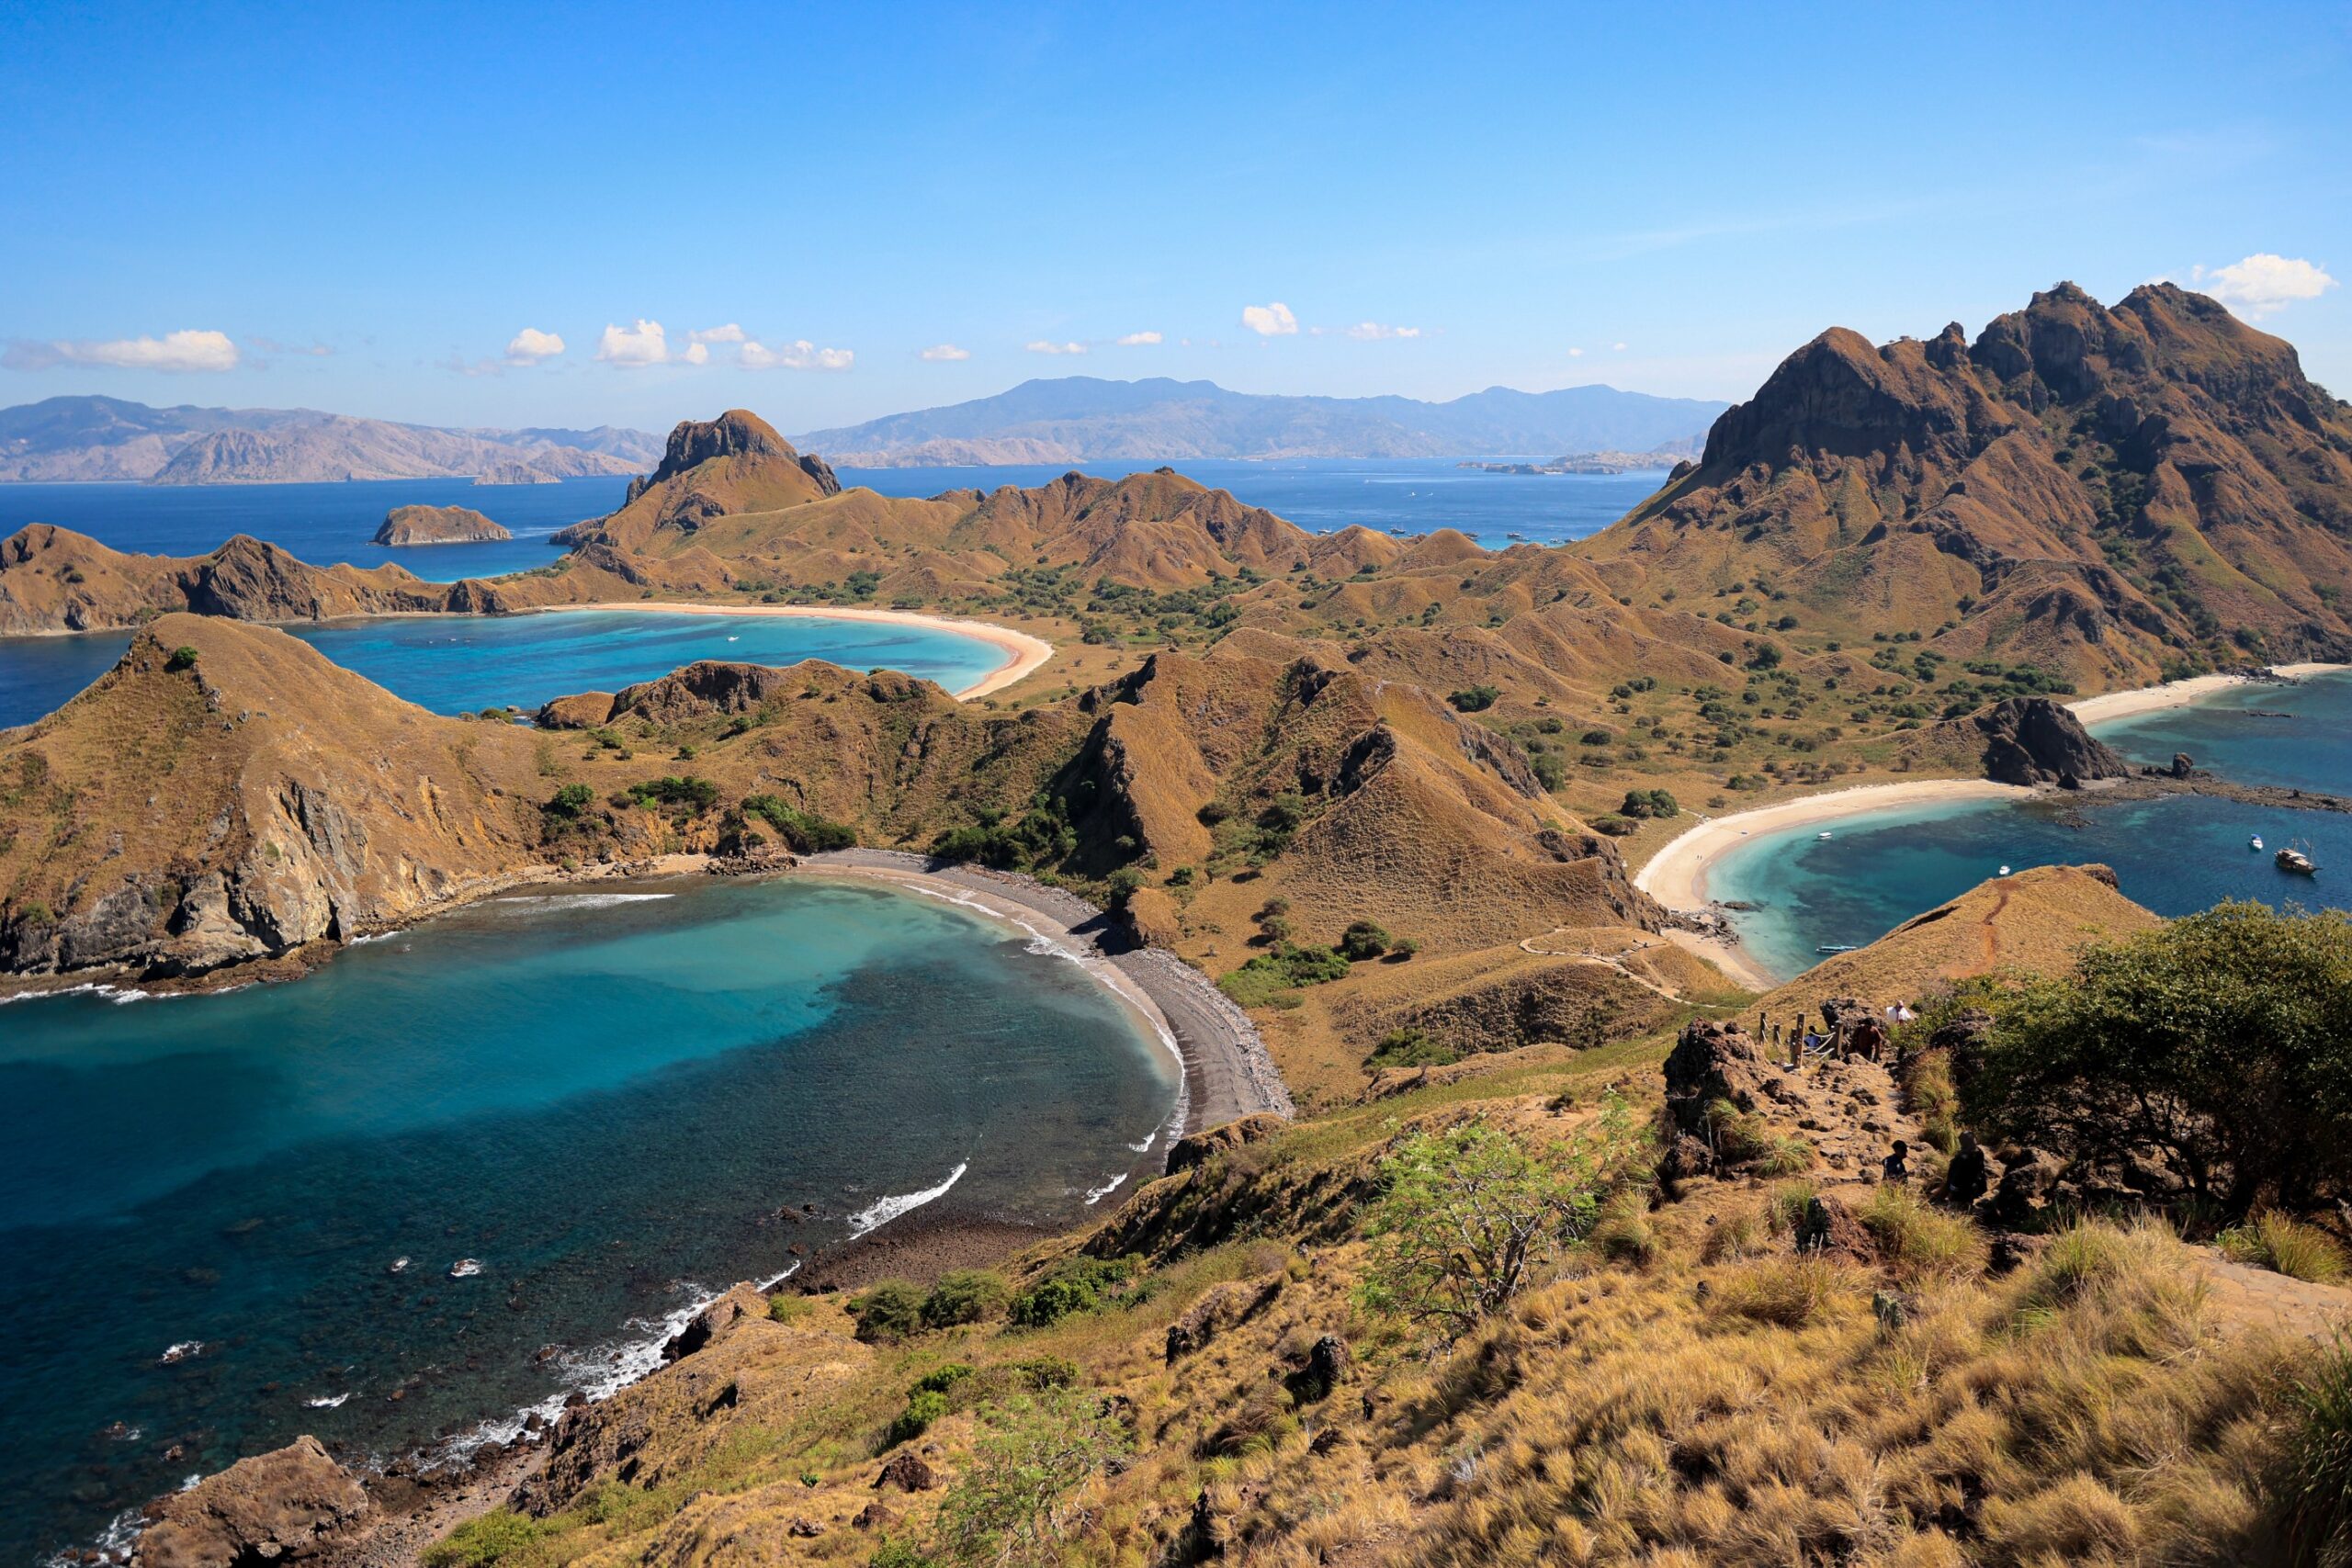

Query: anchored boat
(2277, 847), (2318, 876)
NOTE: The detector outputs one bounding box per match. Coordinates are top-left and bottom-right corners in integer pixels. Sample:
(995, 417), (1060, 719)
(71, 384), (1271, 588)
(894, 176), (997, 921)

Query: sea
(0, 875), (1178, 1565)
(1707, 671), (2352, 982)
(0, 461), (1661, 728)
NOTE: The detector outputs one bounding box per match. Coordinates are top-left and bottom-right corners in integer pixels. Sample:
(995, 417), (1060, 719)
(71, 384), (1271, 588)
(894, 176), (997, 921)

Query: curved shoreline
(798, 849), (1294, 1138)
(547, 600), (1054, 700)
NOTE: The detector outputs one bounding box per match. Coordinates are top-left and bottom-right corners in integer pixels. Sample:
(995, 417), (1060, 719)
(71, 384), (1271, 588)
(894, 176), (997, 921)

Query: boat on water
(1817, 831), (1834, 840)
(2278, 847), (2318, 876)
(1998, 865), (2012, 875)
(448, 1258), (483, 1279)
(2249, 834), (2265, 852)
(1816, 943), (1859, 954)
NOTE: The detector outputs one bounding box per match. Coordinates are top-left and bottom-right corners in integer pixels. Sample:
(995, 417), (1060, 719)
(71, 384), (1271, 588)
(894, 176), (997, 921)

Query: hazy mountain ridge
(0, 395), (662, 483)
(799, 376), (1727, 464)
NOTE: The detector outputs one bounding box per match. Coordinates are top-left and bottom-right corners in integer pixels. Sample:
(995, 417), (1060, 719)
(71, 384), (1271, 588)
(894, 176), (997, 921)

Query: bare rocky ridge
(1573, 282), (2352, 684)
(373, 504), (512, 546)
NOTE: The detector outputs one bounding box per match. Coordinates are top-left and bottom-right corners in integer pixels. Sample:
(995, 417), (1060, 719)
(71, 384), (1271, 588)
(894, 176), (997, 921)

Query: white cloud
(2, 328), (241, 373)
(1344, 321), (1420, 341)
(689, 323), (746, 344)
(741, 338), (854, 371)
(1566, 346), (1585, 358)
(1240, 302), (1298, 337)
(503, 327), (565, 364)
(595, 319), (670, 367)
(1025, 340), (1088, 355)
(682, 342), (709, 366)
(1612, 341), (1629, 351)
(1116, 331), (1163, 345)
(2191, 254), (2337, 318)
(920, 343), (971, 361)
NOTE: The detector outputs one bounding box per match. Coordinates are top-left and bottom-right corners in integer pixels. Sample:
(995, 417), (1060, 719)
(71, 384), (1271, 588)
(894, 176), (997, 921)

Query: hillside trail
(1514, 929), (1690, 1001)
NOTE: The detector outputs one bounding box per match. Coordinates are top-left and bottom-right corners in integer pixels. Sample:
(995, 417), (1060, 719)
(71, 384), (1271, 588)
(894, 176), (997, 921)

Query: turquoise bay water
(1710, 672), (2352, 982)
(0, 609), (1008, 728)
(0, 876), (1177, 1565)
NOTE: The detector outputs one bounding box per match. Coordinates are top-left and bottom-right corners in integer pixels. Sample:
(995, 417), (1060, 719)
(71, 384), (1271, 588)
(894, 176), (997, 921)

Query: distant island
(1458, 439), (1701, 476)
(0, 394), (661, 484)
(799, 376), (1726, 465)
(373, 502), (512, 545)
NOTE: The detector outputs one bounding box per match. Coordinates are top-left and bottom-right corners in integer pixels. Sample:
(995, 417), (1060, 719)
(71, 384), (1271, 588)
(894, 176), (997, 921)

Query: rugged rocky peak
(1692, 323), (2009, 477)
(130, 1435), (368, 1568)
(627, 410), (841, 502)
(1968, 695), (2132, 787)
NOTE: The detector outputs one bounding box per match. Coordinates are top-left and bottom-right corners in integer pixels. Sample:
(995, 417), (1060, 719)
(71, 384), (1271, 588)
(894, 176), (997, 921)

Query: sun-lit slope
(0, 614), (554, 976)
(1572, 282), (2352, 685)
(1756, 863), (2162, 1020)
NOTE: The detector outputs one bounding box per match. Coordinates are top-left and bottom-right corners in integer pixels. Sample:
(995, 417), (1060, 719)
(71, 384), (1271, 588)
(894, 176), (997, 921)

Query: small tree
(165, 645), (200, 672)
(931, 1389), (1133, 1567)
(1357, 1098), (1645, 1339)
(1339, 919), (1391, 961)
(1962, 903), (2352, 1217)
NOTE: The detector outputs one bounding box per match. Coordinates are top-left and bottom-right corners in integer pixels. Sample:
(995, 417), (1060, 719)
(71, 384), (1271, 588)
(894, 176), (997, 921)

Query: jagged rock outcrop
(130, 1436), (369, 1568)
(373, 503), (511, 545)
(1969, 696), (2133, 786)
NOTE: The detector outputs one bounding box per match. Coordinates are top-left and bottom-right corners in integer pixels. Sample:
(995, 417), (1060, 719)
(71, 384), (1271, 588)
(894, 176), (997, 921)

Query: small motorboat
(1998, 865), (2012, 875)
(1816, 943), (1859, 955)
(2249, 834), (2265, 852)
(448, 1258), (483, 1279)
(1817, 831), (1834, 840)
(2278, 847), (2318, 876)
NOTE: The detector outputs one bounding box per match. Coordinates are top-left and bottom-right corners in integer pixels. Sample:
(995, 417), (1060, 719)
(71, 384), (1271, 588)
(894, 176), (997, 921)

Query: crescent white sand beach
(570, 600), (1055, 701)
(2064, 661), (2350, 724)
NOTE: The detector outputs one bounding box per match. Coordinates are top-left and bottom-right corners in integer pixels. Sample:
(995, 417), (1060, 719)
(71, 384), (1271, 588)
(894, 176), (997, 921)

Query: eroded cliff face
(1575, 282), (2352, 684)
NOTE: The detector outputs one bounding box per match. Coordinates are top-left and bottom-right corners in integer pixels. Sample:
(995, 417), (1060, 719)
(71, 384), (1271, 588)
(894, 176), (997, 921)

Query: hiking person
(1945, 1133), (1990, 1209)
(1881, 1138), (1910, 1184)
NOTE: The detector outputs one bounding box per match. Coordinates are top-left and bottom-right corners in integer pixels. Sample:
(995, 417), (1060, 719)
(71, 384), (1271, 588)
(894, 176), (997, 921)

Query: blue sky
(3, 0), (2347, 434)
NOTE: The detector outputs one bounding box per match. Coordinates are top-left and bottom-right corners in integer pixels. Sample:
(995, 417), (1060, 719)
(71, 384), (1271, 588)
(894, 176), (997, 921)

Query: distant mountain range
(797, 377), (1727, 466)
(0, 396), (662, 484)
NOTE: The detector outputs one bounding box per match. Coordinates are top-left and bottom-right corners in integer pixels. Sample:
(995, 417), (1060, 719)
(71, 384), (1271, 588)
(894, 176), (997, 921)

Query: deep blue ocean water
(0, 875), (1177, 1565)
(839, 457), (1664, 550)
(0, 478), (629, 582)
(1709, 671), (2352, 981)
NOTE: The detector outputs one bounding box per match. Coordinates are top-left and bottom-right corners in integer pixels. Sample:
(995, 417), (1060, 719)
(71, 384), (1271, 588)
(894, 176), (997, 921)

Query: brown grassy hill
(327, 867), (2348, 1568)
(1572, 283), (2352, 688)
(0, 524), (466, 633)
(1755, 863), (2161, 1021)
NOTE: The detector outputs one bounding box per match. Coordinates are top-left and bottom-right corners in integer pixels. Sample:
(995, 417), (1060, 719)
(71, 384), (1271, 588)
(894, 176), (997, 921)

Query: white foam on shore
(847, 1162), (969, 1238)
(1084, 1171), (1129, 1206)
(492, 892), (676, 910)
(348, 929), (406, 945)
(304, 1393), (350, 1409)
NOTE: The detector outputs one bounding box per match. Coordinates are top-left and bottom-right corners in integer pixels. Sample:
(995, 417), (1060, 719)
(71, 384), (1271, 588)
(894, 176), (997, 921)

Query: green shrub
(766, 1292), (808, 1325)
(931, 1389), (1133, 1566)
(742, 793), (857, 852)
(421, 1509), (544, 1568)
(1447, 684), (1499, 713)
(1858, 1182), (1980, 1278)
(851, 1280), (926, 1342)
(541, 783), (594, 818)
(921, 1269), (1011, 1328)
(1338, 919), (1390, 960)
(910, 1361), (978, 1397)
(1963, 903), (2352, 1219)
(164, 645), (199, 672)
(887, 1388), (951, 1448)
(1008, 1257), (1136, 1328)
(626, 774), (719, 813)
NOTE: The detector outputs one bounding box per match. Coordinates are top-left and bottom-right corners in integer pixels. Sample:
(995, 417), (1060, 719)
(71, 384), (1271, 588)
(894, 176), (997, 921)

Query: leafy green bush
(1447, 684), (1499, 713)
(1618, 787), (1679, 819)
(741, 793), (856, 852)
(921, 1270), (1010, 1328)
(1962, 903), (2352, 1218)
(850, 1280), (926, 1342)
(421, 1509), (544, 1568)
(164, 645), (199, 672)
(1218, 942), (1354, 1007)
(541, 783), (594, 818)
(1008, 1257), (1136, 1328)
(626, 774), (719, 813)
(931, 1389), (1133, 1567)
(887, 1389), (951, 1448)
(1357, 1094), (1648, 1338)
(1338, 919), (1390, 960)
